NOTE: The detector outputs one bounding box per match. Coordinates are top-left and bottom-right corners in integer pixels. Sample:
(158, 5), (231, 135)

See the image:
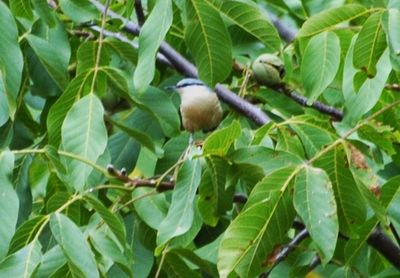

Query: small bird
(169, 78), (223, 134)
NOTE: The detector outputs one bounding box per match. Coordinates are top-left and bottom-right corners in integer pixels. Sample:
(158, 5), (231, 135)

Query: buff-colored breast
(178, 87), (222, 132)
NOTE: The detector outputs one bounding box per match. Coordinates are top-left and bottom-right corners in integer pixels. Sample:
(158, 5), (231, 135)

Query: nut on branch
(252, 54), (285, 88)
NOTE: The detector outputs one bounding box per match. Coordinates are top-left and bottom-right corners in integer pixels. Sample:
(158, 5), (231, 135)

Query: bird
(168, 78), (223, 139)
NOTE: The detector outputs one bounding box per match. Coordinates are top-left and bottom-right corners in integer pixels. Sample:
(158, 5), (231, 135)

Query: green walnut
(252, 53), (285, 87)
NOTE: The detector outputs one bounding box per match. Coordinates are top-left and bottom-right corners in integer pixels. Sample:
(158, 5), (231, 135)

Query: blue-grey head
(176, 78), (205, 89)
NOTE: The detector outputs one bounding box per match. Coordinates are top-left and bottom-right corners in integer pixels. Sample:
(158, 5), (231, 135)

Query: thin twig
(308, 255), (321, 271)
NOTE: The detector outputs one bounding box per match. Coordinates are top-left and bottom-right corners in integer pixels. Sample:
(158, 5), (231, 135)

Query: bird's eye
(279, 67), (285, 78)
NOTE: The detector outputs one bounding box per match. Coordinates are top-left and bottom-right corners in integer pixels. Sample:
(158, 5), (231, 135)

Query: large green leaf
(382, 9), (400, 71)
(289, 115), (336, 158)
(59, 0), (98, 23)
(133, 86), (181, 137)
(344, 48), (391, 124)
(228, 146), (303, 175)
(218, 167), (297, 277)
(83, 195), (126, 246)
(31, 0), (56, 26)
(0, 240), (42, 277)
(32, 245), (66, 278)
(134, 0), (172, 93)
(314, 145), (366, 237)
(203, 120), (241, 156)
(297, 4), (369, 37)
(50, 212), (99, 278)
(353, 11), (386, 77)
(9, 0), (33, 19)
(198, 156), (234, 226)
(27, 18), (71, 89)
(9, 215), (47, 254)
(0, 2), (24, 119)
(133, 188), (168, 230)
(61, 94), (107, 191)
(157, 159), (202, 246)
(47, 72), (93, 146)
(185, 0), (232, 86)
(301, 32), (341, 104)
(294, 166), (338, 264)
(0, 151), (19, 259)
(206, 0), (280, 51)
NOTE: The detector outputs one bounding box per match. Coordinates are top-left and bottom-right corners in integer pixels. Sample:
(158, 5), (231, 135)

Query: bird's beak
(164, 85), (177, 91)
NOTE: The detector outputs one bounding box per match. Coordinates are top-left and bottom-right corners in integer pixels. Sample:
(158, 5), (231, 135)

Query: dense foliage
(1, 0), (400, 277)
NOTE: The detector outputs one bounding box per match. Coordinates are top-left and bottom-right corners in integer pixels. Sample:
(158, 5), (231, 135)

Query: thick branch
(368, 228), (400, 270)
(278, 88), (343, 120)
(134, 0), (145, 26)
(269, 13), (297, 42)
(262, 229), (310, 277)
(90, 0), (270, 126)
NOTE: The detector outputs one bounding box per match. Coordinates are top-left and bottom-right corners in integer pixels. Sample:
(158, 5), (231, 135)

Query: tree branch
(90, 0), (270, 126)
(134, 0), (145, 26)
(278, 87), (343, 120)
(368, 228), (400, 270)
(261, 229), (310, 277)
(268, 13), (297, 42)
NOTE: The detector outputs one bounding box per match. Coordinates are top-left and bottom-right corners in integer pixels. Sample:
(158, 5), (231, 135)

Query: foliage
(1, 0), (400, 277)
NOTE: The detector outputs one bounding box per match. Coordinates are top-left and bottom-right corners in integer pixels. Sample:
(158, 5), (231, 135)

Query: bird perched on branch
(168, 78), (223, 135)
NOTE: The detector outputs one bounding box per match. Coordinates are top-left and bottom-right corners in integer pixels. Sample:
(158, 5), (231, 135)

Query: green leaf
(294, 166), (338, 264)
(0, 2), (24, 119)
(61, 94), (108, 191)
(228, 146), (303, 175)
(107, 117), (161, 155)
(353, 11), (386, 77)
(133, 188), (168, 230)
(32, 0), (56, 26)
(185, 0), (232, 86)
(383, 9), (400, 54)
(206, 0), (280, 51)
(89, 228), (132, 277)
(289, 115), (336, 157)
(314, 145), (366, 237)
(276, 126), (305, 158)
(134, 0), (172, 93)
(344, 48), (391, 124)
(218, 167), (297, 277)
(0, 151), (19, 259)
(9, 215), (47, 254)
(342, 35), (358, 101)
(0, 240), (42, 277)
(83, 195), (126, 246)
(133, 86), (181, 137)
(297, 4), (369, 37)
(59, 0), (98, 23)
(157, 159), (202, 246)
(33, 245), (67, 278)
(47, 73), (93, 147)
(163, 252), (202, 278)
(198, 156), (234, 226)
(9, 0), (33, 19)
(381, 176), (400, 209)
(382, 9), (400, 70)
(203, 120), (241, 156)
(301, 32), (341, 104)
(27, 18), (71, 89)
(50, 212), (99, 278)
